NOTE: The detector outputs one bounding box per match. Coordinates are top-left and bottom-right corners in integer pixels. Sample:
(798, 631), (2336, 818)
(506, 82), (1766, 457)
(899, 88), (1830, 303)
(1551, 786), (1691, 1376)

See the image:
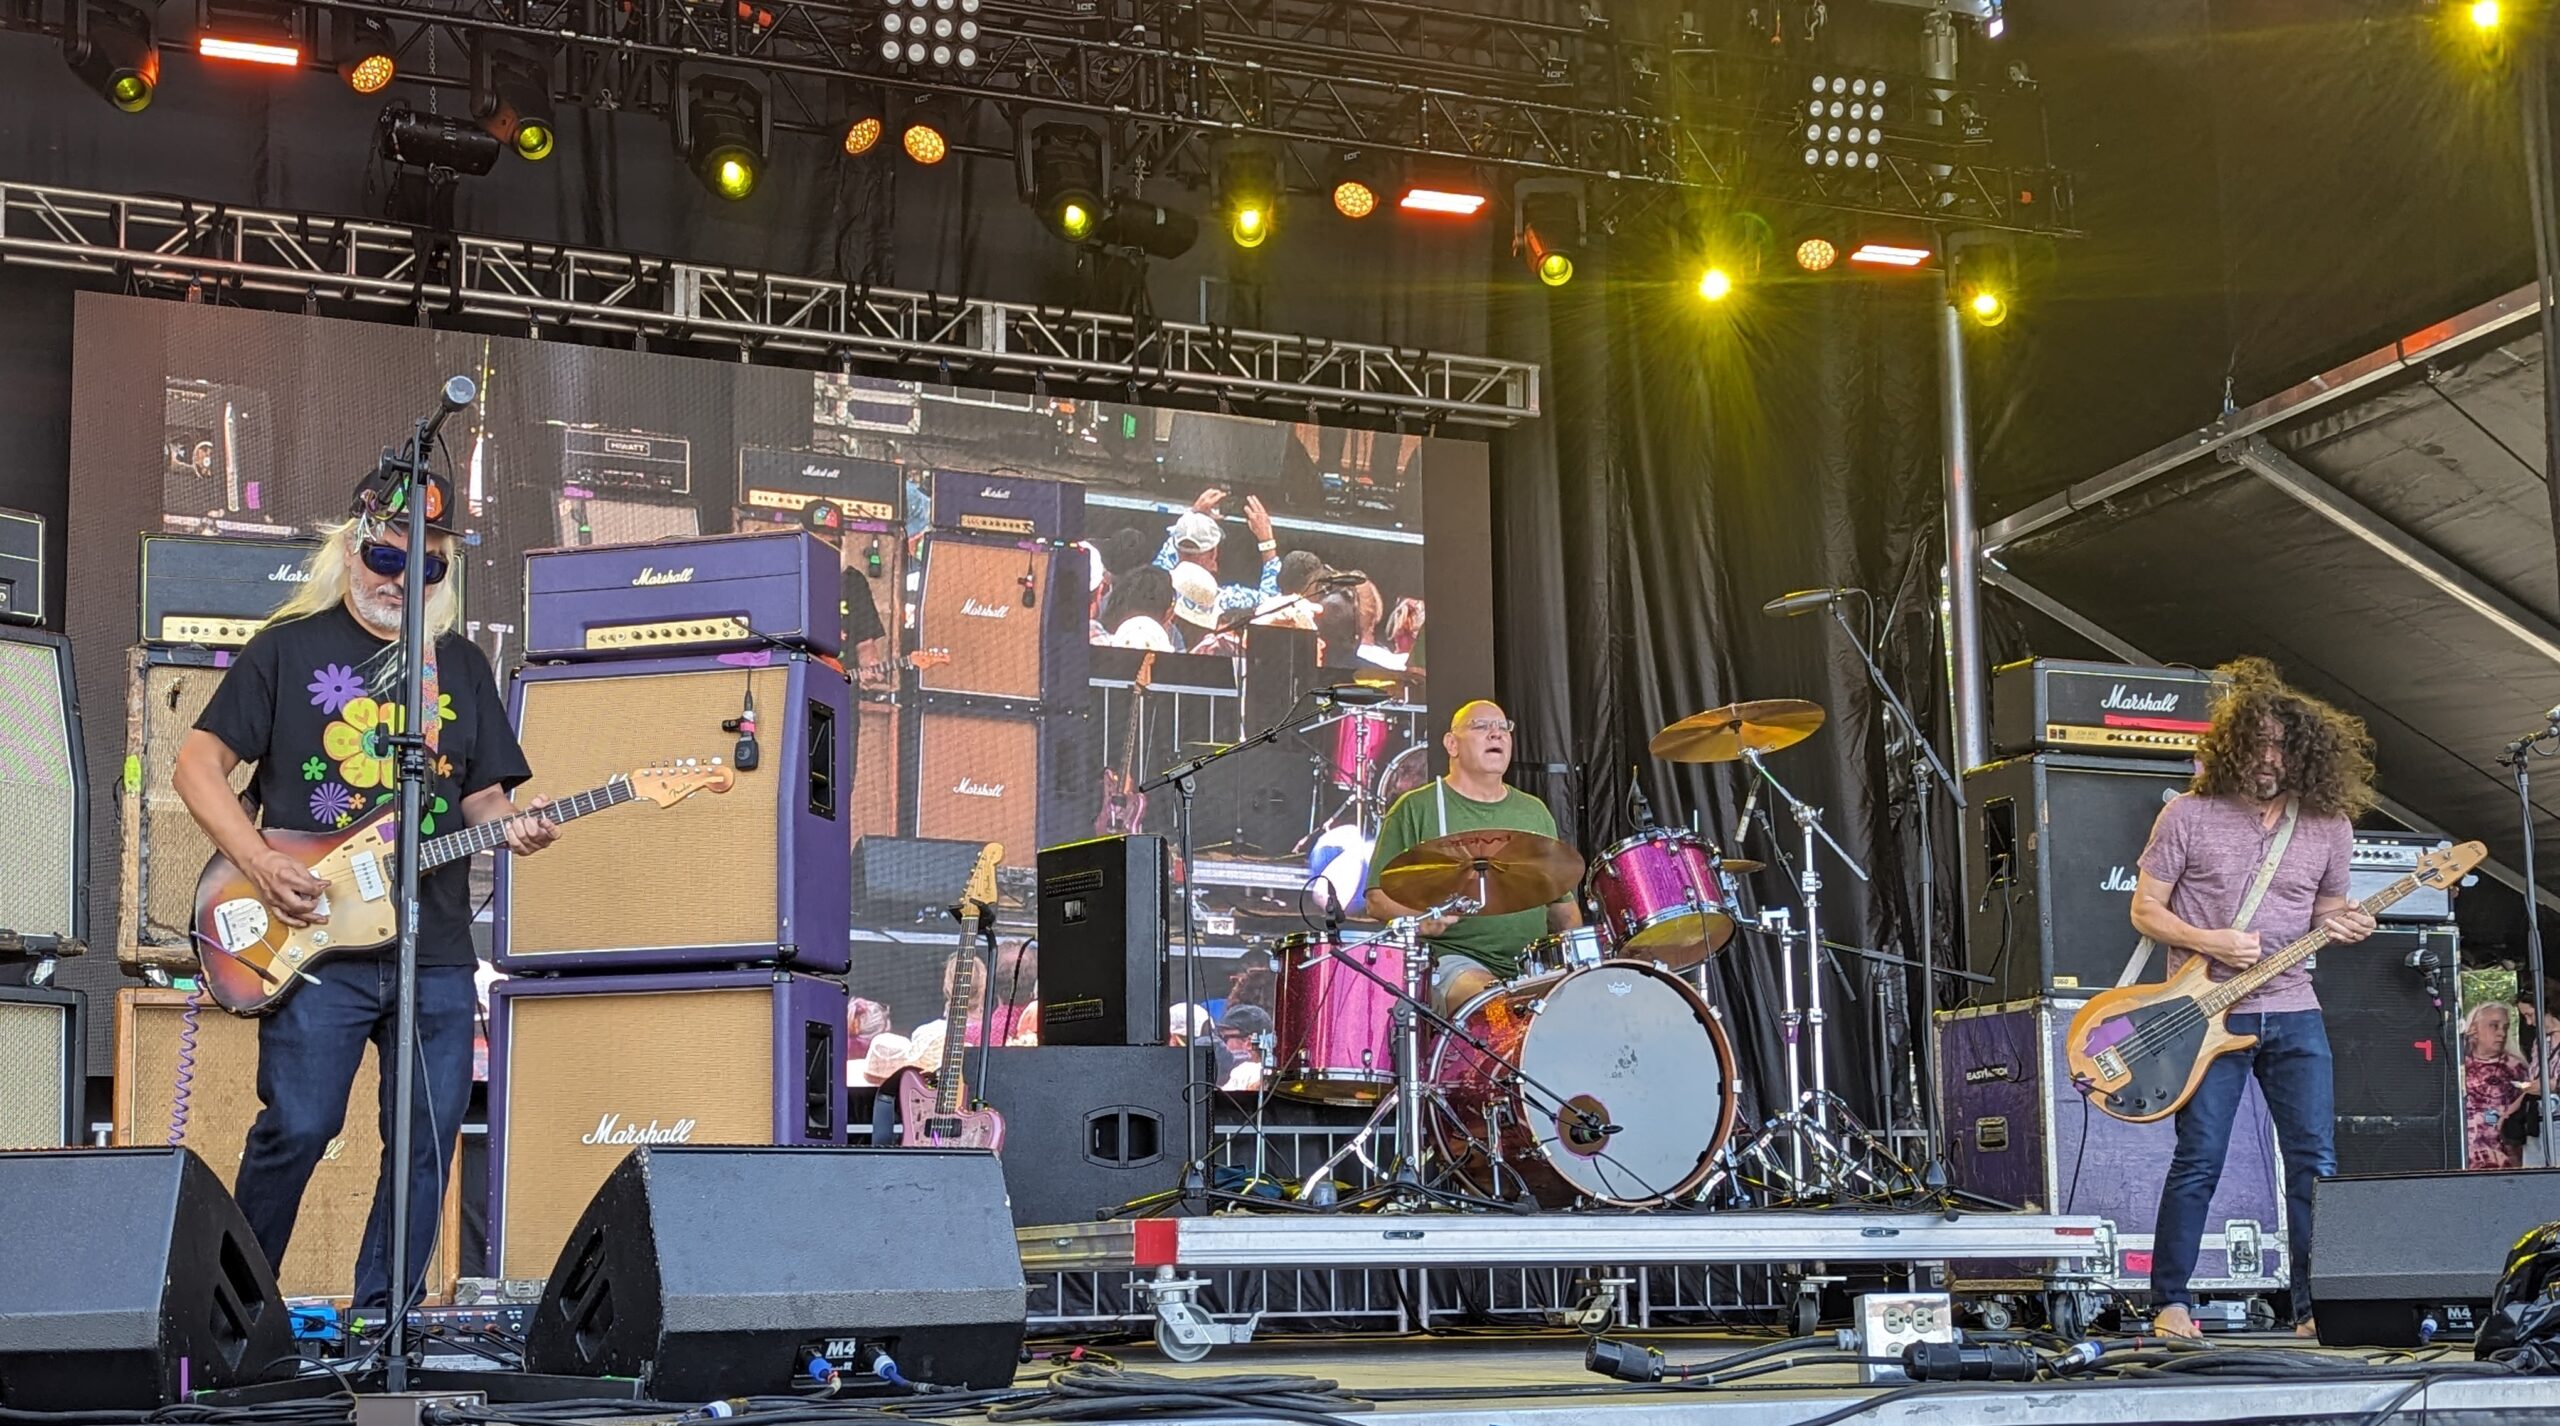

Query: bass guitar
(1095, 652), (1157, 836)
(193, 761), (734, 1015)
(893, 841), (1008, 1150)
(2065, 839), (2483, 1122)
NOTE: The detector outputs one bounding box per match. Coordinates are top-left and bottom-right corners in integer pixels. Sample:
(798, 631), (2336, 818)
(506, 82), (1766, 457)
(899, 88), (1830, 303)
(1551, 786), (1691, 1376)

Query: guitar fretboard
(2200, 873), (2414, 1015)
(417, 777), (635, 871)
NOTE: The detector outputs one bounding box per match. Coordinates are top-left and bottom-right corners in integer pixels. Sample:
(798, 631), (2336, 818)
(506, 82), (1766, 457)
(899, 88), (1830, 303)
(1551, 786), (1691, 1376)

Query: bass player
(171, 464), (559, 1309)
(2127, 657), (2377, 1340)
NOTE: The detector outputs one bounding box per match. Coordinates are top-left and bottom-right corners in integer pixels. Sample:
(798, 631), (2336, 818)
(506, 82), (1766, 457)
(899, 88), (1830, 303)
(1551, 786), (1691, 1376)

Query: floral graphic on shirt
(373, 788), (450, 836)
(309, 782), (360, 826)
(301, 757), (328, 782)
(322, 696), (406, 790)
(307, 663), (366, 715)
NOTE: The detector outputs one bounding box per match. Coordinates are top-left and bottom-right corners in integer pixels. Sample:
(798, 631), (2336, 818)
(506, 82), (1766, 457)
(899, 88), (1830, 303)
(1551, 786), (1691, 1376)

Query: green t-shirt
(1365, 777), (1560, 979)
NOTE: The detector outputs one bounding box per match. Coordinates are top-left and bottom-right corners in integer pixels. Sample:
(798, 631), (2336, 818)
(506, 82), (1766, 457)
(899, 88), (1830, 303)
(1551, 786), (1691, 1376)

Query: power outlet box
(1856, 1291), (1956, 1383)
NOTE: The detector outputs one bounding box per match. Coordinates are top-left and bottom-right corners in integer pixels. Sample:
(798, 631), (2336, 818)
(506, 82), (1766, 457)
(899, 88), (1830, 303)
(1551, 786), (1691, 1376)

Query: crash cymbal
(1719, 859), (1765, 876)
(1379, 828), (1584, 919)
(1649, 698), (1827, 763)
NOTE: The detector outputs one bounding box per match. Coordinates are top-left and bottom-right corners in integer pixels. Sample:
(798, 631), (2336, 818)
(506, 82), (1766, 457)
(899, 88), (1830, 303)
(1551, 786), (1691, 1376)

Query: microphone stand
(2504, 731), (2558, 1169)
(1824, 599), (1968, 1206)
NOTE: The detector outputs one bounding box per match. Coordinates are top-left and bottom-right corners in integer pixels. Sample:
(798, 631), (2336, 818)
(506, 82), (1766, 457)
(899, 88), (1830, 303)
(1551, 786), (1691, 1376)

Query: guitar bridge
(2092, 1049), (2127, 1083)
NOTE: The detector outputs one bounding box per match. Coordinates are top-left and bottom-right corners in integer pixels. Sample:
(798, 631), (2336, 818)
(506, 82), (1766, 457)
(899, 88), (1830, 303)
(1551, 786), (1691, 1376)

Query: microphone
(1761, 588), (1849, 617)
(1736, 776), (1762, 836)
(1629, 767), (1657, 829)
(2510, 703), (2560, 750)
(1315, 683), (1393, 706)
(1320, 880), (1343, 933)
(1019, 559), (1038, 608)
(723, 687), (762, 771)
(420, 374), (479, 444)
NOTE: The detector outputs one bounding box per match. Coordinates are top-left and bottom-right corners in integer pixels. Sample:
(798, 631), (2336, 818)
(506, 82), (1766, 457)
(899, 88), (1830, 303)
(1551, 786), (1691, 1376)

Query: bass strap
(2114, 797), (2298, 988)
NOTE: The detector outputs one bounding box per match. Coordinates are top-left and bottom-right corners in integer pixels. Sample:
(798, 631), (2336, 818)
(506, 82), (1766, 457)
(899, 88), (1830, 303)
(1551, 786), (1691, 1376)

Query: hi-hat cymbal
(1649, 698), (1827, 763)
(1379, 828), (1584, 919)
(1720, 859), (1765, 876)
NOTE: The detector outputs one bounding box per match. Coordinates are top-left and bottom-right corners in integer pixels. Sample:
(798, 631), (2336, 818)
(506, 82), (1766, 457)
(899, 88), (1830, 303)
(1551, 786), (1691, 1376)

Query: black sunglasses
(359, 540), (449, 585)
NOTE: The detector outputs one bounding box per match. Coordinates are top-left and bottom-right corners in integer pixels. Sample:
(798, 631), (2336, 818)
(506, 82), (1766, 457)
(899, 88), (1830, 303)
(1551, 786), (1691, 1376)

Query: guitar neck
(2201, 874), (2414, 1013)
(416, 777), (634, 872)
(937, 939), (975, 1116)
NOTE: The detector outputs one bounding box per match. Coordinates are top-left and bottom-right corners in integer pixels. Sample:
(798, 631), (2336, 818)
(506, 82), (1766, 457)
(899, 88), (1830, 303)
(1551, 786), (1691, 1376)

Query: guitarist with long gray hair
(2128, 657), (2378, 1341)
(171, 464), (559, 1310)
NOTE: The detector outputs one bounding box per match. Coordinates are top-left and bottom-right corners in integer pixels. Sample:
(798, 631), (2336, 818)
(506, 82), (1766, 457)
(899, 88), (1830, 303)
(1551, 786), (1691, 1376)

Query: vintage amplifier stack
(495, 523), (853, 1283)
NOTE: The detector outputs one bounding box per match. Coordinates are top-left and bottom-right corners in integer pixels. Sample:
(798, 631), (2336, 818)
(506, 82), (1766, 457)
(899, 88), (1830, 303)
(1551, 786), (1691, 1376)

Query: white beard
(351, 584), (406, 637)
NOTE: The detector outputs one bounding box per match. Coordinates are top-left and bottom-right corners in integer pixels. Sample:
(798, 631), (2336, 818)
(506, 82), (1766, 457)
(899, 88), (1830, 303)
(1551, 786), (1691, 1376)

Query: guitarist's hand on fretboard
(464, 788), (562, 856)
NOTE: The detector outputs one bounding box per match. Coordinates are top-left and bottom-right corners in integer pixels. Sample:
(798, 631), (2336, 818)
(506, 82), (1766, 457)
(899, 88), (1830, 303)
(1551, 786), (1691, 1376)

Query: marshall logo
(632, 567), (695, 587)
(2101, 866), (2139, 893)
(581, 1114), (699, 1146)
(2101, 684), (2183, 714)
(952, 777), (1006, 799)
(267, 563), (310, 583)
(960, 598), (1010, 619)
(802, 463), (841, 480)
(976, 486), (1015, 499)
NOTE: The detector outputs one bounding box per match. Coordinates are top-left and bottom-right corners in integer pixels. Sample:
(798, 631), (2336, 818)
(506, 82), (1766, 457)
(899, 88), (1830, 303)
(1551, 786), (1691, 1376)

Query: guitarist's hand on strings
(463, 786), (560, 856)
(2319, 905), (2378, 944)
(245, 848), (329, 927)
(2205, 929), (2263, 969)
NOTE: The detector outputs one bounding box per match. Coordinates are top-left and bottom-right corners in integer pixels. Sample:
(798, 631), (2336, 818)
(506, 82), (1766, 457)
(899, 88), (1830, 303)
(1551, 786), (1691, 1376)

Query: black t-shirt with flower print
(195, 604), (531, 967)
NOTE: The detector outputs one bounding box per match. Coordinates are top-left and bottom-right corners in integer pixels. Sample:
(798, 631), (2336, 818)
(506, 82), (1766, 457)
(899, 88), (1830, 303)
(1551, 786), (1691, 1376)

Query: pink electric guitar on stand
(891, 842), (1008, 1151)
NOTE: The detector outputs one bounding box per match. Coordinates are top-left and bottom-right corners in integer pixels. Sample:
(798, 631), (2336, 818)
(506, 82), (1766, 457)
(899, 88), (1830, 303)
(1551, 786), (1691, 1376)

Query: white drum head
(1515, 963), (1728, 1203)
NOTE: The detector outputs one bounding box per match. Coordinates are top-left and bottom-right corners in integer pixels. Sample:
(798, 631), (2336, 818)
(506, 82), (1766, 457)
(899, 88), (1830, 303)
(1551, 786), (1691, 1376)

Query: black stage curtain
(1489, 221), (1958, 1137)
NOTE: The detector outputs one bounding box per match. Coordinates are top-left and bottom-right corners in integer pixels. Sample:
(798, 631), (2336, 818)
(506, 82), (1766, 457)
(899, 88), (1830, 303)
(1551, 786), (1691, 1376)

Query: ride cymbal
(1378, 828), (1584, 919)
(1649, 698), (1826, 762)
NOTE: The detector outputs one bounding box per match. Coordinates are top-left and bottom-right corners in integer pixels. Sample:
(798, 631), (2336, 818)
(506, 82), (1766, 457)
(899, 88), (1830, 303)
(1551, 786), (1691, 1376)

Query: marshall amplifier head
(738, 447), (904, 524)
(1991, 658), (2228, 759)
(0, 507), (43, 626)
(925, 470), (1084, 541)
(522, 529), (839, 660)
(139, 534), (324, 646)
(560, 426), (693, 494)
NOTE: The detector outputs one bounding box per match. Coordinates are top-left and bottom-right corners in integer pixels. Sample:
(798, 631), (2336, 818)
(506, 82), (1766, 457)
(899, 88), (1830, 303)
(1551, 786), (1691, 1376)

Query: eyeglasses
(359, 540), (449, 585)
(1461, 719), (1516, 735)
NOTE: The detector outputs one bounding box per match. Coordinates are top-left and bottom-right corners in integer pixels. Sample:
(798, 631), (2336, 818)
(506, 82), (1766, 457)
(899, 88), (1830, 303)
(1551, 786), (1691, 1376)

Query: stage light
(1951, 239), (2016, 328)
(1513, 178), (1584, 289)
(1328, 151), (1390, 219)
(1092, 194), (1200, 259)
(837, 84), (885, 157)
(1795, 237), (1838, 272)
(2471, 0), (2501, 30)
(1019, 115), (1106, 243)
(902, 99), (953, 164)
(1401, 186), (1489, 216)
(1217, 145), (1281, 249)
(878, 0), (980, 70)
(472, 40), (559, 162)
(197, 0), (303, 68)
(1967, 287), (2007, 325)
(1697, 266), (1733, 301)
(200, 35), (296, 64)
(1334, 179), (1377, 218)
(376, 100), (502, 228)
(337, 14), (397, 94)
(678, 72), (770, 202)
(63, 0), (159, 113)
(1849, 242), (1931, 267)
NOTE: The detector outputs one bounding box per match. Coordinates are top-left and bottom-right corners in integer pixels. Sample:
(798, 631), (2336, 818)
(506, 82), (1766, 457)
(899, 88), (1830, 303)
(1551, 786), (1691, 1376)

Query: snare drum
(1428, 960), (1737, 1208)
(1271, 930), (1407, 1104)
(1517, 925), (1609, 979)
(1585, 828), (1735, 969)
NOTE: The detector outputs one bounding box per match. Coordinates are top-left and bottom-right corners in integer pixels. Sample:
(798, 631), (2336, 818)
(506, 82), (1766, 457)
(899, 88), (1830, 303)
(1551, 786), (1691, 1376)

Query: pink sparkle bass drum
(1328, 710), (1393, 790)
(1428, 960), (1737, 1207)
(1271, 930), (1407, 1104)
(1584, 828), (1735, 969)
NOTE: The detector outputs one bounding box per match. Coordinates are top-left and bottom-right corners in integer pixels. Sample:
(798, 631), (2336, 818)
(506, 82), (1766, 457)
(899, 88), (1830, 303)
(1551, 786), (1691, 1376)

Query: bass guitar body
(194, 811), (408, 1017)
(2063, 959), (2258, 1124)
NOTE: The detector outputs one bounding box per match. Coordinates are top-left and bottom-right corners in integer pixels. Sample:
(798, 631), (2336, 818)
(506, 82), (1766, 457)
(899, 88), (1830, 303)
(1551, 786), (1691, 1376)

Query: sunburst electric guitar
(193, 761), (735, 1015)
(893, 842), (1008, 1151)
(2065, 840), (2483, 1123)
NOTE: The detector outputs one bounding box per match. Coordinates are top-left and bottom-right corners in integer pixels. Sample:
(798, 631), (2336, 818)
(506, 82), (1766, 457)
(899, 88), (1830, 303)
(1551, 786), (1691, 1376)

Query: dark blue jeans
(2151, 1009), (2336, 1320)
(233, 956), (475, 1309)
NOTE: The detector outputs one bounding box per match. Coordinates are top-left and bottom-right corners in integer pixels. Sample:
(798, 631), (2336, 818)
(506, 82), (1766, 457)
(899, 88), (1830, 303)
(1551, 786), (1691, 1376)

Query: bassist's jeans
(2151, 1009), (2336, 1320)
(233, 955), (476, 1309)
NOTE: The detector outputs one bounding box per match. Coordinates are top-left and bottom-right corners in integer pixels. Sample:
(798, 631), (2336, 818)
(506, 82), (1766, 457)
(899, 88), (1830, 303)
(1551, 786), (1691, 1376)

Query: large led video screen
(64, 293), (1493, 1061)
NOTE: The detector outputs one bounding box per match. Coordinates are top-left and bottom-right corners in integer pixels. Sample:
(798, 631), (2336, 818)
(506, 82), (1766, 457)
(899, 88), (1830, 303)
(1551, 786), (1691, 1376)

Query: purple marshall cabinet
(1938, 997), (2288, 1297)
(496, 648), (852, 973)
(486, 969), (848, 1283)
(523, 528), (841, 661)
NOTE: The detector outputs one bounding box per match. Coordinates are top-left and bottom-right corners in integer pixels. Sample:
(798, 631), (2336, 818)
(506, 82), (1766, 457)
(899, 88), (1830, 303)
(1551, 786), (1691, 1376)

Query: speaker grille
(556, 496), (700, 547)
(495, 986), (779, 1281)
(917, 541), (1049, 701)
(0, 634), (78, 943)
(113, 988), (460, 1301)
(0, 999), (72, 1148)
(124, 654), (249, 964)
(508, 666), (787, 956)
(856, 698), (900, 840)
(914, 707), (1039, 868)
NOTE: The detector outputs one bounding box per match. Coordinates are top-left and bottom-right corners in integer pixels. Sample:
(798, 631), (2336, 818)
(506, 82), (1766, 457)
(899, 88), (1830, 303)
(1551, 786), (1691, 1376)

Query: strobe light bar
(196, 0), (302, 67)
(1848, 242), (1931, 267)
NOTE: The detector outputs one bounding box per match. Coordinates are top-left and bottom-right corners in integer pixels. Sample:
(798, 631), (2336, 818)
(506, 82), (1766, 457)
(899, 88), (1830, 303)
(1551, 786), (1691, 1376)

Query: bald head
(1449, 699), (1504, 737)
(1443, 701), (1513, 783)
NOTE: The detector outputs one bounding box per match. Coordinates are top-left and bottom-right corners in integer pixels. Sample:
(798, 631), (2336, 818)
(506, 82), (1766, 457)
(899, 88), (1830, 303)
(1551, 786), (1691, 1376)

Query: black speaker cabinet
(0, 1148), (293, 1409)
(1962, 753), (2192, 1002)
(2313, 1167), (2560, 1346)
(2312, 925), (2460, 1175)
(524, 1146), (1025, 1398)
(969, 1046), (1209, 1226)
(1037, 835), (1169, 1046)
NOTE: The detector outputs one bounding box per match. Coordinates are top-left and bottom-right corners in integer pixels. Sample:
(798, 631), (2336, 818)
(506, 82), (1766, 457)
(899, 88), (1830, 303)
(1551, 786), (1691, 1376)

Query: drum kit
(1257, 696), (1919, 1213)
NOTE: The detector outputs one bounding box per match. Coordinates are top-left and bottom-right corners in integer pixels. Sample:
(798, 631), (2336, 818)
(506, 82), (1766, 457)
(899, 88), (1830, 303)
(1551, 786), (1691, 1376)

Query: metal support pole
(1929, 12), (1990, 775)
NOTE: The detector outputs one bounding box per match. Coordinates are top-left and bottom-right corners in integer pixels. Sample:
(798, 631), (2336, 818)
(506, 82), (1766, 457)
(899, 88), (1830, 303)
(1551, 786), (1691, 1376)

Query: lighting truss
(0, 0), (2075, 234)
(0, 179), (1541, 425)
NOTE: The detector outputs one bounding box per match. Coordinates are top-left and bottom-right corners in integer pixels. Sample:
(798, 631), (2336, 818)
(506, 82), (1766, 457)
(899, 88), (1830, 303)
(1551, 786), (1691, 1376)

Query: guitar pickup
(2092, 1049), (2127, 1082)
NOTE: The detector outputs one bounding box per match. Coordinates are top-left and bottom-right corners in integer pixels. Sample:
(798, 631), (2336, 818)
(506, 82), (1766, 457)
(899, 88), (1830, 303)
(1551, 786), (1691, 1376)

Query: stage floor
(1083, 1331), (2560, 1425)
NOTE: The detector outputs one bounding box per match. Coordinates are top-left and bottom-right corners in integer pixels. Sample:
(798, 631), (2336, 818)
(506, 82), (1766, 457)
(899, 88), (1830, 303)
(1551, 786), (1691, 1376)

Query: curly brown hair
(2191, 657), (2376, 820)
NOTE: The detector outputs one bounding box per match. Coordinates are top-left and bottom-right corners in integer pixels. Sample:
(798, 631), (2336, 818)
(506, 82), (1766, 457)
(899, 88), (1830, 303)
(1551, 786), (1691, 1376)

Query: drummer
(1364, 700), (1582, 1014)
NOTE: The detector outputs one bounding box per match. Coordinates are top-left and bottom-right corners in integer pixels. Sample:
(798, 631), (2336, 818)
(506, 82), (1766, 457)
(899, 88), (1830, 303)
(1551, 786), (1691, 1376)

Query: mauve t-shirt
(2136, 792), (2353, 1014)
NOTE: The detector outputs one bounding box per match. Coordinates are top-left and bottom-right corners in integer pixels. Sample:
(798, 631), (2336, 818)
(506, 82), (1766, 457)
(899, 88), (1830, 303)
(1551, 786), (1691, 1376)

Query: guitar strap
(2114, 797), (2298, 988)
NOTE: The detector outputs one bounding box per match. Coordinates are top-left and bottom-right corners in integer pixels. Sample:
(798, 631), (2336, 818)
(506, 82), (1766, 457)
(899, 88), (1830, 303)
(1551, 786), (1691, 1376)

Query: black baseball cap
(351, 459), (458, 535)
